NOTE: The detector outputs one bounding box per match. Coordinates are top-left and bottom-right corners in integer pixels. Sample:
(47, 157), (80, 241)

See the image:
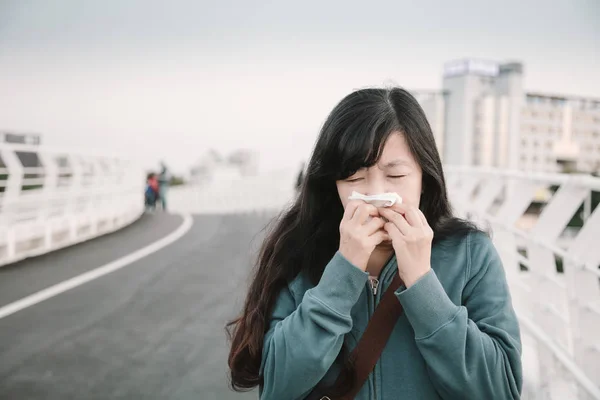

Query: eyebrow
(380, 159), (412, 168)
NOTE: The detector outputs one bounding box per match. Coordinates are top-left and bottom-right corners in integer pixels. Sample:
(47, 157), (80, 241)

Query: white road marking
(0, 213), (193, 320)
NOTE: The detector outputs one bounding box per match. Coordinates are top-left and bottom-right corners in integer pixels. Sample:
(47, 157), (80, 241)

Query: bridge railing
(0, 143), (145, 267)
(446, 166), (600, 400)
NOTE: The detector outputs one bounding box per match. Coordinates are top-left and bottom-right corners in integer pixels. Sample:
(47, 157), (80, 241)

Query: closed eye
(388, 175), (406, 179)
(346, 177), (364, 182)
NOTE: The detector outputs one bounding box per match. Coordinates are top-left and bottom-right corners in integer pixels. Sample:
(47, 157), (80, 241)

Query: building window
(547, 141), (553, 149)
(533, 140), (539, 148)
(521, 138), (527, 146)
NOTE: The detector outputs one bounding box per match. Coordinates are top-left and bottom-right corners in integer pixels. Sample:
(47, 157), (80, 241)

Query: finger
(364, 216), (385, 234)
(369, 229), (390, 245)
(416, 208), (428, 226)
(353, 203), (379, 225)
(383, 221), (403, 241)
(343, 200), (363, 221)
(379, 208), (412, 235)
(385, 201), (408, 215)
(417, 209), (434, 237)
(384, 202), (421, 227)
(405, 206), (423, 227)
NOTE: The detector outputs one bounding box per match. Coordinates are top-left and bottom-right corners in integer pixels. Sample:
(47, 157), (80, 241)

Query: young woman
(227, 87), (522, 399)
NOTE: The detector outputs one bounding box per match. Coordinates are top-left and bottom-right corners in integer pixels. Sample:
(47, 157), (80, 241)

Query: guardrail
(445, 166), (600, 400)
(0, 143), (145, 267)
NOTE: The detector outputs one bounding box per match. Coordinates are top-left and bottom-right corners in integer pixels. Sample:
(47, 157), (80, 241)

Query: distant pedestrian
(158, 162), (171, 211)
(145, 173), (159, 211)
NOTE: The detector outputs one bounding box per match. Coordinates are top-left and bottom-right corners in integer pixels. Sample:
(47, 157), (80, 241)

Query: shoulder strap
(307, 272), (404, 400)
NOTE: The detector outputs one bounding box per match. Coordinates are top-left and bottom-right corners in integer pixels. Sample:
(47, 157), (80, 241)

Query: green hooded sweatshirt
(259, 231), (522, 399)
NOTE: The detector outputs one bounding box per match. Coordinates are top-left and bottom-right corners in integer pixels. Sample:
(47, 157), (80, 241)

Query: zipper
(372, 276), (380, 400)
(366, 281), (377, 399)
(373, 276), (379, 400)
(368, 276), (379, 296)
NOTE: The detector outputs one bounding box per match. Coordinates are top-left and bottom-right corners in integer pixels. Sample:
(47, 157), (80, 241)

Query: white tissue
(348, 191), (402, 207)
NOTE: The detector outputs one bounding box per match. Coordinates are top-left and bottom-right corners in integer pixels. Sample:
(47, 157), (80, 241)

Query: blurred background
(0, 1), (599, 399)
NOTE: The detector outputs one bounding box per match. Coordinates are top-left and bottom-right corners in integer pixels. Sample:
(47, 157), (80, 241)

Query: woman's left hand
(378, 203), (433, 288)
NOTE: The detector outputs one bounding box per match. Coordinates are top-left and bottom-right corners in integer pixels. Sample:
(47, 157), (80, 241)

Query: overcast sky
(1, 0), (598, 173)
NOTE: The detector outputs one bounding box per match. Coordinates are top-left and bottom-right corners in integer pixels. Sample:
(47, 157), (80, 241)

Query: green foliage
(169, 176), (185, 186)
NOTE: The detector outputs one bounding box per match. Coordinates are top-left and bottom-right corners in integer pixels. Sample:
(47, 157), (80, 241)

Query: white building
(413, 59), (600, 174)
(411, 90), (447, 158)
(522, 93), (600, 172)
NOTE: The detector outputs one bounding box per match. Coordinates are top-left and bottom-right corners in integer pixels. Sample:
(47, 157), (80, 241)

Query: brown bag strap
(307, 272), (404, 400)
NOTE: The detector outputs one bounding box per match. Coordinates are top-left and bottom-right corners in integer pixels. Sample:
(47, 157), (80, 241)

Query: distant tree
(169, 175), (185, 186)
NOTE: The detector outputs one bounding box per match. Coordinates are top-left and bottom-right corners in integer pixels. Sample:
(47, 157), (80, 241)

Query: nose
(363, 176), (386, 196)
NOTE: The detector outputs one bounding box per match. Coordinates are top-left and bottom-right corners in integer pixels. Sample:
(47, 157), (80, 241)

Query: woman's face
(336, 132), (423, 210)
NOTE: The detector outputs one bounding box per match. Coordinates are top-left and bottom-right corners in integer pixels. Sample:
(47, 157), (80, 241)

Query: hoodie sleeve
(395, 232), (523, 399)
(259, 252), (368, 400)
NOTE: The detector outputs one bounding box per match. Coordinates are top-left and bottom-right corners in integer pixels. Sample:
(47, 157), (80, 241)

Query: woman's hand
(378, 203), (433, 287)
(339, 200), (390, 271)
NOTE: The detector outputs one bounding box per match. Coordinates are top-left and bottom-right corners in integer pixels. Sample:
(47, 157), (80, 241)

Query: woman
(227, 88), (522, 399)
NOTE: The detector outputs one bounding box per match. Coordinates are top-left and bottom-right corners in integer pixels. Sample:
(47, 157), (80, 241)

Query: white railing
(446, 166), (600, 400)
(0, 143), (145, 267)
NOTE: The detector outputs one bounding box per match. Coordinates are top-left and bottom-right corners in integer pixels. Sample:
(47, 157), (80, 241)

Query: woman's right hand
(339, 200), (389, 271)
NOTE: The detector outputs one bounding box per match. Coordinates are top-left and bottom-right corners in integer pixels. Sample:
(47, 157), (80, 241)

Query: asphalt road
(0, 212), (274, 400)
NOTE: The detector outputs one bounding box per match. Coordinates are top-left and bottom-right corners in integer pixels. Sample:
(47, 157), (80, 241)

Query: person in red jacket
(145, 173), (159, 211)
